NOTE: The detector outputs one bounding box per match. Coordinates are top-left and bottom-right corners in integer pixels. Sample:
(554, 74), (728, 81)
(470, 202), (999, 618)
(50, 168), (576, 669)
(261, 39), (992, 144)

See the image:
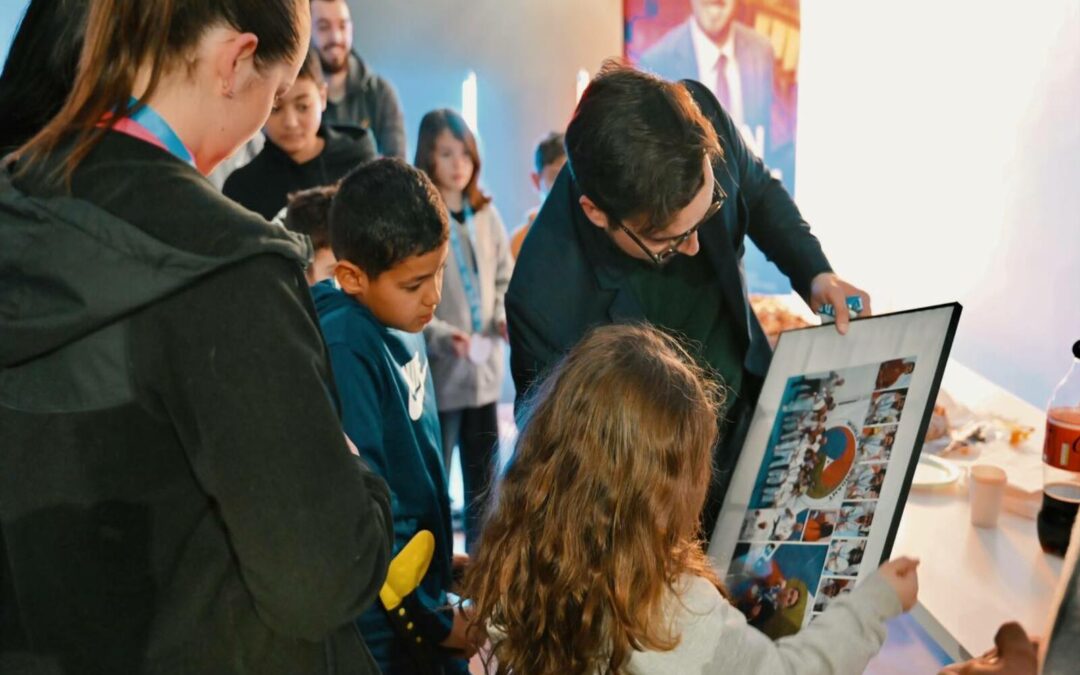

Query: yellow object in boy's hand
(379, 530), (435, 610)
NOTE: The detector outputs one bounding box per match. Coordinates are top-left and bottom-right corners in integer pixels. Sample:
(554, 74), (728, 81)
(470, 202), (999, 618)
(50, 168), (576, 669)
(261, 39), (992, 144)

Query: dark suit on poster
(506, 80), (832, 535)
(640, 20), (775, 161)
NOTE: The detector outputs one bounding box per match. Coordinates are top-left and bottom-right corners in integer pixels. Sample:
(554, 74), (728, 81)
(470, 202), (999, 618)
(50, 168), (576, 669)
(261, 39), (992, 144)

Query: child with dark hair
(510, 130), (566, 258)
(224, 47), (375, 219)
(312, 158), (475, 674)
(283, 184), (338, 285)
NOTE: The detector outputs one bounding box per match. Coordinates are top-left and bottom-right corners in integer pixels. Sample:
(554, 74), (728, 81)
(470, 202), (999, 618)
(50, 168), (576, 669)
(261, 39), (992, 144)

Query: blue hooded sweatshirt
(311, 280), (464, 674)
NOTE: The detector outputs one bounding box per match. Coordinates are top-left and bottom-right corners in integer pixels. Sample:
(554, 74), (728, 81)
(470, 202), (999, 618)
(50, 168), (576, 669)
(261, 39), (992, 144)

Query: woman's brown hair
(413, 108), (491, 212)
(463, 323), (726, 674)
(18, 0), (305, 181)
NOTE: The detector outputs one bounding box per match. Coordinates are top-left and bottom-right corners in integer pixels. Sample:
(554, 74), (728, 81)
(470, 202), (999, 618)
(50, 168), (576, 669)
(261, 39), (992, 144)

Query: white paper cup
(969, 464), (1007, 528)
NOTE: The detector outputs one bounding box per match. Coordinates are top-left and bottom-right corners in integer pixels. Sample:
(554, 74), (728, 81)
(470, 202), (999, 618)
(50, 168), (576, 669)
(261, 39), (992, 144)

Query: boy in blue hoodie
(311, 159), (474, 674)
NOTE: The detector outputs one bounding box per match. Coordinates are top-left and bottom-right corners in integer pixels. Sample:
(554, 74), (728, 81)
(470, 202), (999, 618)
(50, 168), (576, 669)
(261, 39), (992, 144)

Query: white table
(892, 360), (1064, 660)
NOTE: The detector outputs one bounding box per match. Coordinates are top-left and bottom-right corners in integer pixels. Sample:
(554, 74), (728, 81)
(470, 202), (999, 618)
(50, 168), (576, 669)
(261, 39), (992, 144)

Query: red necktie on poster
(715, 53), (732, 111)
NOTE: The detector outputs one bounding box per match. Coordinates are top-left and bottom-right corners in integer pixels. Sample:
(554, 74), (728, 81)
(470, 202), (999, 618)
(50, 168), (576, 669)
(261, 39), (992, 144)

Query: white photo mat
(708, 303), (961, 639)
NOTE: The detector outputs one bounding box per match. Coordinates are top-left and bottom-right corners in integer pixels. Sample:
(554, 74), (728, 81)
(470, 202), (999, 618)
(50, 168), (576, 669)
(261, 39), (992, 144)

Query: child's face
(351, 241), (449, 333)
(431, 130), (474, 195)
(305, 246), (337, 286)
(264, 76), (326, 162)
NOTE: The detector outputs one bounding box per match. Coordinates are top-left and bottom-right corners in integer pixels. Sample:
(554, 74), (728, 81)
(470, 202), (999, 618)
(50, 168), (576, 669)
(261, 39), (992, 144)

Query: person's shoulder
(733, 22), (774, 55)
(80, 134), (305, 262)
(317, 293), (383, 352)
(673, 574), (728, 615)
(639, 19), (693, 68)
(323, 124), (377, 170)
(510, 179), (590, 297)
(222, 145), (277, 195)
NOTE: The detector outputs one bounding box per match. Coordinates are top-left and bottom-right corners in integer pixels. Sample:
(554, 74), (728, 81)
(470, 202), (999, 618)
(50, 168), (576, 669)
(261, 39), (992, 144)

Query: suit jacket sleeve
(683, 80), (833, 300)
(506, 284), (562, 411)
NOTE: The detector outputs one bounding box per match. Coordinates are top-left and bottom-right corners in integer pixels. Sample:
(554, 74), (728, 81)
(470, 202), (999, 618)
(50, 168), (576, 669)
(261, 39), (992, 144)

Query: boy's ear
(334, 260), (368, 297)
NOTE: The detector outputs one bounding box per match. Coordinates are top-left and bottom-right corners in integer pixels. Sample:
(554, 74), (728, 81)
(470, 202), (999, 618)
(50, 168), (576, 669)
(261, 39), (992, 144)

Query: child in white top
(463, 324), (918, 674)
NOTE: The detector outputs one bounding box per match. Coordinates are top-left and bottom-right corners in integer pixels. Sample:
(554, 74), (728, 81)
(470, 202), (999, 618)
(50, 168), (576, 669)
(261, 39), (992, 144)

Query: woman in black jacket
(0, 1), (391, 673)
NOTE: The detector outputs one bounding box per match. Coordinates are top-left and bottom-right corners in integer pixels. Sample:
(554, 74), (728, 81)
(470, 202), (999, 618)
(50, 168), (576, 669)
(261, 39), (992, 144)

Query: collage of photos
(724, 357), (918, 638)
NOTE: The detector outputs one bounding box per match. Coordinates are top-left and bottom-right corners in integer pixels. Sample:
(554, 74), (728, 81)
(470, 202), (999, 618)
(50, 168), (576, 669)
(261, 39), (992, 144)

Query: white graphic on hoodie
(401, 352), (428, 421)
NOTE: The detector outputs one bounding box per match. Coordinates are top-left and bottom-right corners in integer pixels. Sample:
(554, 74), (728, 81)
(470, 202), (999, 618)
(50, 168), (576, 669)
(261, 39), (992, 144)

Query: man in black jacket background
(311, 0), (407, 160)
(507, 65), (870, 539)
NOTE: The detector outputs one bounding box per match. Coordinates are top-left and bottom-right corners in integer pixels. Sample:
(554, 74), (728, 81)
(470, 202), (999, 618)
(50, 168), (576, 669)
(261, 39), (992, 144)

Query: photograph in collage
(865, 389), (908, 426)
(726, 356), (917, 637)
(729, 542), (829, 639)
(836, 501), (877, 537)
(875, 358), (917, 390)
(825, 538), (868, 576)
(813, 577), (856, 612)
(856, 425), (897, 462)
(845, 463), (888, 500)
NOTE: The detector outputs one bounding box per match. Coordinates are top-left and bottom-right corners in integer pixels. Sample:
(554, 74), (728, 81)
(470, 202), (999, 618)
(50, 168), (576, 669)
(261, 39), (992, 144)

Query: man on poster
(507, 63), (870, 539)
(640, 0), (776, 163)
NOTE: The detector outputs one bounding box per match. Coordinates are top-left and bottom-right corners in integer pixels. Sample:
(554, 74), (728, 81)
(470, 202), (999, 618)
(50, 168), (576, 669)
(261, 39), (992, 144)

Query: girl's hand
(450, 331), (471, 359)
(877, 556), (920, 611)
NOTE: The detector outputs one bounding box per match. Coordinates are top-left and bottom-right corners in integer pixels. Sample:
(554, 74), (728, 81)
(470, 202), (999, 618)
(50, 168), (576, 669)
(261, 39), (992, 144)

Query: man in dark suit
(506, 65), (869, 539)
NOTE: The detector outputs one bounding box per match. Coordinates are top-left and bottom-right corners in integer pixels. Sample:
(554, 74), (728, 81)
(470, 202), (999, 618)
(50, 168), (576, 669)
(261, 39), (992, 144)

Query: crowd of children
(0, 1), (930, 673)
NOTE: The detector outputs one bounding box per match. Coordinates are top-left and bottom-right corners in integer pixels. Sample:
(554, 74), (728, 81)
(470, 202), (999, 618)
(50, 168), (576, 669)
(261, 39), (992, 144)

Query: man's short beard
(320, 53), (348, 75)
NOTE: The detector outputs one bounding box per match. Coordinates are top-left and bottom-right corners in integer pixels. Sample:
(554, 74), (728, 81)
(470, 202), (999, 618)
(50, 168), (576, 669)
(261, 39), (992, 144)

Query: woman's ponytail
(17, 0), (302, 183)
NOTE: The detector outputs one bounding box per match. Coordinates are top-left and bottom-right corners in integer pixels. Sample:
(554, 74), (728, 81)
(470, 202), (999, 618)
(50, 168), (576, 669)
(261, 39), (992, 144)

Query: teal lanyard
(124, 97), (196, 167)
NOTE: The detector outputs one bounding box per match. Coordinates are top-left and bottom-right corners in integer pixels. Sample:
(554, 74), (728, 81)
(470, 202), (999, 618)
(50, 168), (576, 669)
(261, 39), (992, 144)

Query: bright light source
(462, 71), (478, 133)
(576, 68), (590, 103)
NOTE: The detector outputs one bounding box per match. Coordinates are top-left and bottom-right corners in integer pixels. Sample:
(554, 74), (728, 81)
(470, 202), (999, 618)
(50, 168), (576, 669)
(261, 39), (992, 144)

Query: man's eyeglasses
(618, 182), (727, 268)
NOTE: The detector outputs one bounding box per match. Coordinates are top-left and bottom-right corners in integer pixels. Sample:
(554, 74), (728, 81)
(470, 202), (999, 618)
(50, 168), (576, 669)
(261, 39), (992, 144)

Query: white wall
(796, 0), (1080, 406)
(347, 0), (624, 234)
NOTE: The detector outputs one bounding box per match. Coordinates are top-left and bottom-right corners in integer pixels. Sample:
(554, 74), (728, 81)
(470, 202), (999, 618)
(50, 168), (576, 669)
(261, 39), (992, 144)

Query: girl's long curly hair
(463, 323), (725, 674)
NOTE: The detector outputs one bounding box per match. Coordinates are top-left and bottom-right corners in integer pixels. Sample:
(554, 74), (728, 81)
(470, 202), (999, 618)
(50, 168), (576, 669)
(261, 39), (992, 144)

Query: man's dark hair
(330, 158), (448, 278)
(284, 184), (337, 249)
(533, 131), (566, 174)
(565, 62), (722, 236)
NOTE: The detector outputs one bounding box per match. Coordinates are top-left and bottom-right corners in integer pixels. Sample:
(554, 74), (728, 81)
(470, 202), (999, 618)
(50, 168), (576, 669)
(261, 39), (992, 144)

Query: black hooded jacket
(223, 124), (376, 220)
(0, 131), (392, 674)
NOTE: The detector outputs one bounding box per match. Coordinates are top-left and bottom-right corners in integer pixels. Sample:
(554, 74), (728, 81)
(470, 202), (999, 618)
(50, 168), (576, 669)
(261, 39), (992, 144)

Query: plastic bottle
(1037, 340), (1080, 556)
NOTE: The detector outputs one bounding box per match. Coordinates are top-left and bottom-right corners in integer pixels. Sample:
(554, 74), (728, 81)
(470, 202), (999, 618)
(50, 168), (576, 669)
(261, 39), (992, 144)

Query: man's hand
(938, 622), (1038, 675)
(809, 272), (873, 335)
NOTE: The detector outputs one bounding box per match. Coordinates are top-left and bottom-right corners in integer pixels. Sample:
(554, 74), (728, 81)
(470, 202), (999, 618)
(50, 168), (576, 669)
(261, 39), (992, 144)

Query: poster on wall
(624, 0), (801, 293)
(708, 303), (961, 639)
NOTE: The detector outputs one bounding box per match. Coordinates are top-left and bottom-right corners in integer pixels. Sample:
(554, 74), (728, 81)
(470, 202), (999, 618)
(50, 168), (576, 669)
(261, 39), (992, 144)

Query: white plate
(911, 454), (962, 488)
